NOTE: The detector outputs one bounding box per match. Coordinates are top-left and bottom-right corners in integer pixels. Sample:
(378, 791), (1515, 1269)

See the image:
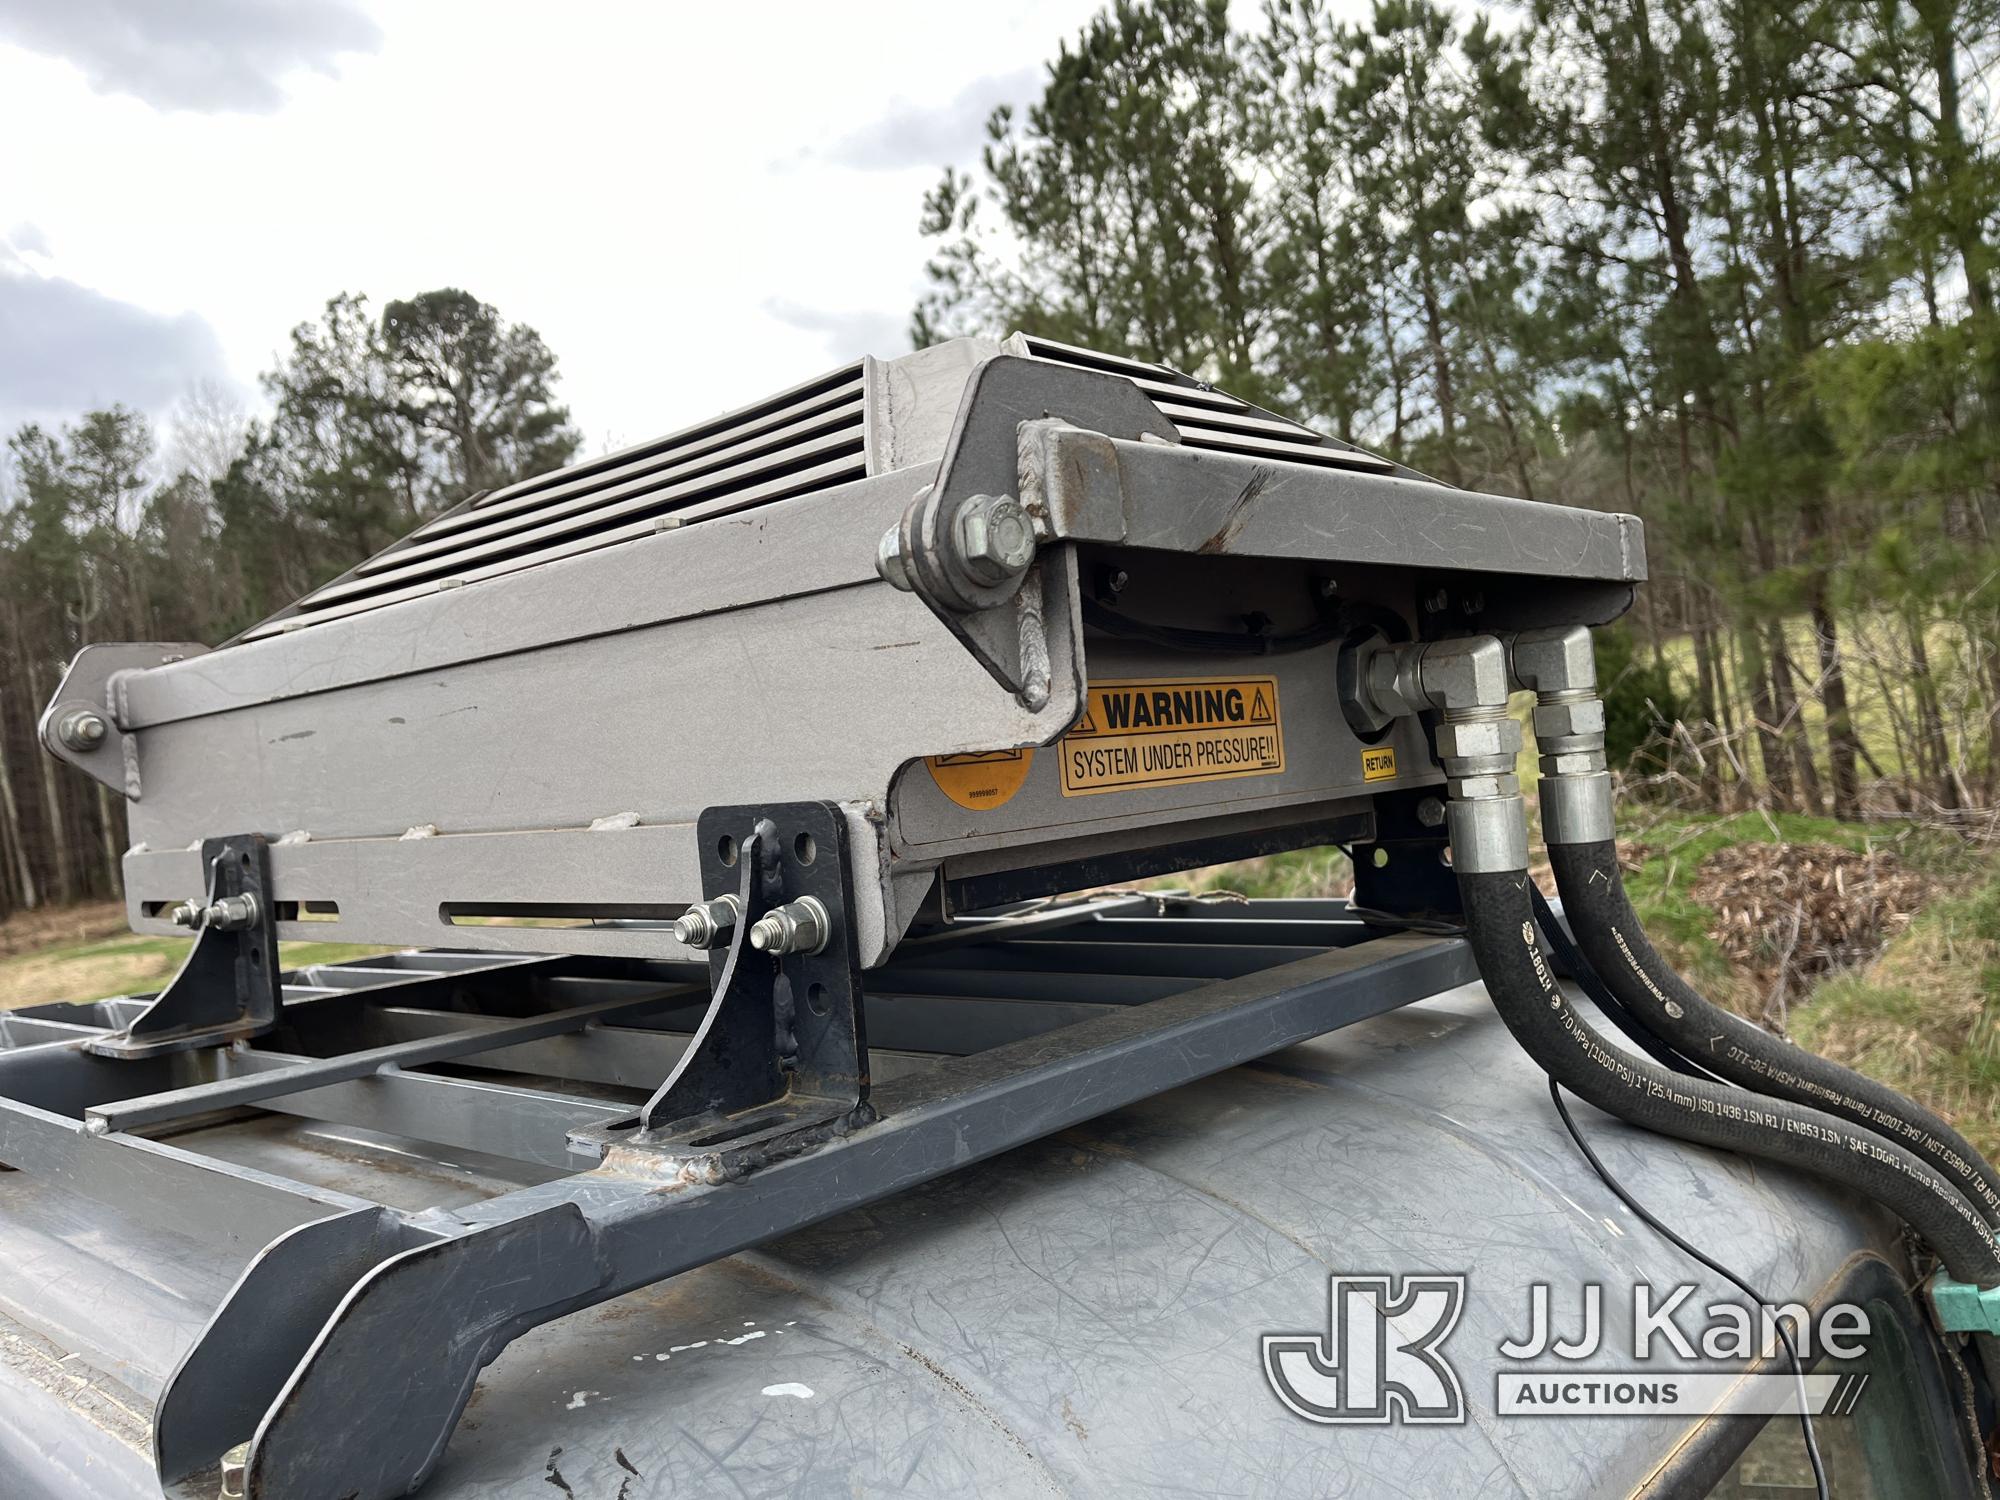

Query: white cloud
(0, 246), (232, 436)
(4, 222), (50, 258)
(0, 1), (1106, 453)
(0, 0), (379, 114)
(763, 297), (910, 364)
(818, 68), (1042, 171)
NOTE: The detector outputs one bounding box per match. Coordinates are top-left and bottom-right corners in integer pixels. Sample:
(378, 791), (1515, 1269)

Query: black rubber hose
(1460, 868), (2000, 1286)
(1549, 840), (2000, 1230)
(1528, 881), (1725, 1082)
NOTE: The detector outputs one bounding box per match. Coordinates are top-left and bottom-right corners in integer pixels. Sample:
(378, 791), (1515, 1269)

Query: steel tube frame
(84, 985), (698, 1133)
(0, 899), (1477, 1500)
(219, 929), (1476, 1500)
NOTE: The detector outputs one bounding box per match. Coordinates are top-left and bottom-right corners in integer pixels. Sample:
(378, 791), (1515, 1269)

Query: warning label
(1061, 676), (1284, 796)
(926, 748), (1036, 810)
(1361, 746), (1398, 782)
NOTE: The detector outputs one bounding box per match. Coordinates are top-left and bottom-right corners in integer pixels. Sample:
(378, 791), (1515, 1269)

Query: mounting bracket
(1351, 785), (1461, 921)
(571, 802), (870, 1172)
(85, 833), (282, 1060)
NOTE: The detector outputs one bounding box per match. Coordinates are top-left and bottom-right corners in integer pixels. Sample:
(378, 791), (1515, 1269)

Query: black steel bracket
(572, 802), (870, 1170)
(1351, 786), (1461, 921)
(85, 833), (282, 1060)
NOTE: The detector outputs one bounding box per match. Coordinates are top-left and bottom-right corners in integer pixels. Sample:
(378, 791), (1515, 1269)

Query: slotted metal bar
(86, 986), (697, 1133)
(360, 395), (866, 573)
(239, 446), (869, 638)
(302, 428), (868, 608)
(462, 360), (861, 512)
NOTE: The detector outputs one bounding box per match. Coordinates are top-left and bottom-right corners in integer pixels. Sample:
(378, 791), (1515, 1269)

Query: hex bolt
(203, 893), (262, 933)
(56, 708), (109, 752)
(747, 896), (831, 957)
(1422, 588), (1450, 615)
(673, 895), (741, 949)
(1416, 796), (1447, 828)
(951, 494), (1037, 585)
(219, 1442), (249, 1500)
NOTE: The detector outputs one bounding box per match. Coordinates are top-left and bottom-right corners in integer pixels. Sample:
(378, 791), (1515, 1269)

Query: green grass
(1792, 874), (2000, 1160)
(0, 923), (391, 1010)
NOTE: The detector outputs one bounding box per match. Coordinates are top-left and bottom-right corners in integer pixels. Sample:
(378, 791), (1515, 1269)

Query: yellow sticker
(1362, 746), (1398, 782)
(1060, 676), (1284, 797)
(926, 748), (1036, 810)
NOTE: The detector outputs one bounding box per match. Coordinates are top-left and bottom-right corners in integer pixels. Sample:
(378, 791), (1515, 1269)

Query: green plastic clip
(1928, 1272), (2000, 1335)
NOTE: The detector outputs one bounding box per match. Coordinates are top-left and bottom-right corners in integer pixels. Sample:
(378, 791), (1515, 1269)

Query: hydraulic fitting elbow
(1348, 635), (1529, 875)
(1507, 626), (1614, 847)
(1419, 637), (1529, 876)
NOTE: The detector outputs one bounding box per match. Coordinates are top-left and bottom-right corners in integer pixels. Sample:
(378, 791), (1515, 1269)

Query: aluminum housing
(42, 334), (1645, 965)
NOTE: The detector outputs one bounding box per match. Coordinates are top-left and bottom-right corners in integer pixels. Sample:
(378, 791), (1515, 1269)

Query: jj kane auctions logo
(1263, 1275), (1874, 1424)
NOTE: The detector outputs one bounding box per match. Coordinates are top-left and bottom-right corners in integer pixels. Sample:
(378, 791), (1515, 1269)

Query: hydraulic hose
(1549, 839), (2000, 1230)
(1349, 630), (2000, 1379)
(1505, 623), (2000, 1233)
(1460, 865), (2000, 1287)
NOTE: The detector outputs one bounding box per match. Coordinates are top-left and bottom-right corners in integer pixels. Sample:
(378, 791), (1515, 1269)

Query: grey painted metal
(84, 985), (697, 1133)
(35, 639), (207, 795)
(232, 931), (1477, 1499)
(151, 1207), (439, 1491)
(48, 337), (1646, 969)
(193, 1050), (636, 1170)
(0, 1083), (370, 1252)
(0, 904), (1493, 1498)
(0, 976), (1953, 1500)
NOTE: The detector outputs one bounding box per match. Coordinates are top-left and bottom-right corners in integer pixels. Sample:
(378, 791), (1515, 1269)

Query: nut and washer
(1531, 696), (1606, 743)
(673, 895), (742, 949)
(56, 708), (109, 751)
(747, 896), (831, 957)
(203, 893), (262, 933)
(169, 899), (206, 930)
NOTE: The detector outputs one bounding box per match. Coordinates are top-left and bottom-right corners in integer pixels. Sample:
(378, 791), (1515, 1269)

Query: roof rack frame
(0, 893), (1473, 1500)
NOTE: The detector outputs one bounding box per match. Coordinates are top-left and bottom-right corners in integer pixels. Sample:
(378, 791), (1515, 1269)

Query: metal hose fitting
(1508, 626), (1613, 847)
(1352, 635), (1527, 874)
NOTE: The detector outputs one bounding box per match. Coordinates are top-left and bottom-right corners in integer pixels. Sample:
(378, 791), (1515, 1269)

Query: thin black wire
(1548, 1078), (1830, 1500)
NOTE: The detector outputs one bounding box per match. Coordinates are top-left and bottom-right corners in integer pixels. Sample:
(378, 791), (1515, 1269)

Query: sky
(0, 0), (1120, 455)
